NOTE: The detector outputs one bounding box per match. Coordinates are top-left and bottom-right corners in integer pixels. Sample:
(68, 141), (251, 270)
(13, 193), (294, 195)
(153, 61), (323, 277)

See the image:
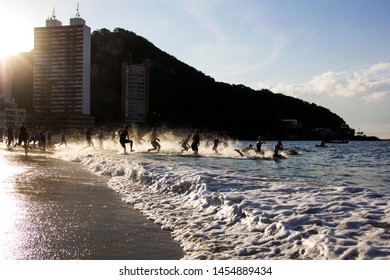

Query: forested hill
(90, 28), (352, 139)
(10, 28), (354, 139)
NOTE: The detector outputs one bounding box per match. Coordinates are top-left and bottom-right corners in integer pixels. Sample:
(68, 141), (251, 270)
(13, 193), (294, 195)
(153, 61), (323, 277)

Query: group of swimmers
(116, 124), (284, 157)
(1, 122), (285, 158)
(234, 136), (284, 158)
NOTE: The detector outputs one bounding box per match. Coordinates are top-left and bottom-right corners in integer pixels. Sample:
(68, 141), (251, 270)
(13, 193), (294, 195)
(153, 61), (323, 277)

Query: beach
(54, 138), (390, 260)
(1, 138), (389, 260)
(0, 147), (183, 260)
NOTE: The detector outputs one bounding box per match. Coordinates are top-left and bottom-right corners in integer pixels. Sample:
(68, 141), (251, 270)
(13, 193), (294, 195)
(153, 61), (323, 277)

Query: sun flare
(0, 10), (33, 58)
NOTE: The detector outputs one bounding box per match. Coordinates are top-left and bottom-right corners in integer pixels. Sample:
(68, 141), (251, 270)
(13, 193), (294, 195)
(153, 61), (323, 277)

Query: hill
(10, 28), (354, 139)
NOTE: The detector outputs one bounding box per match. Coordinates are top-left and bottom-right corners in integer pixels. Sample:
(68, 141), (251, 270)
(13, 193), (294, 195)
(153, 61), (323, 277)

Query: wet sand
(0, 147), (183, 259)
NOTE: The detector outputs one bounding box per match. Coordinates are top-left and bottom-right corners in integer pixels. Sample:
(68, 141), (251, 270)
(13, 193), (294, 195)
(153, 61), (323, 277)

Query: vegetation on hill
(10, 28), (354, 139)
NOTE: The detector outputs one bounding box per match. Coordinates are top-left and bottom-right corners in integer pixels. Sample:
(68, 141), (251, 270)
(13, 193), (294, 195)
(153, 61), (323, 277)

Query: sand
(0, 149), (183, 260)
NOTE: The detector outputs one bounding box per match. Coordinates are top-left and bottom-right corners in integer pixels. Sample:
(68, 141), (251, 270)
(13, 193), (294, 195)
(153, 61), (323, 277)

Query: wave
(54, 137), (390, 260)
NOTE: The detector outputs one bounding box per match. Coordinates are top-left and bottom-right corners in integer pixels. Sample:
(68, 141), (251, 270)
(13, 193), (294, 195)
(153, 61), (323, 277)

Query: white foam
(54, 137), (390, 260)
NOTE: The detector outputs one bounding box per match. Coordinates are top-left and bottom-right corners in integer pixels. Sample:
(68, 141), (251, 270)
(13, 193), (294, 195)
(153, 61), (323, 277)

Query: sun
(0, 10), (34, 58)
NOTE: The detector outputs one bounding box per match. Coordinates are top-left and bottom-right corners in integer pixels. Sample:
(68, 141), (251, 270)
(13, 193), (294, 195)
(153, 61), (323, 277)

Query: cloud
(257, 63), (390, 138)
(258, 62), (390, 103)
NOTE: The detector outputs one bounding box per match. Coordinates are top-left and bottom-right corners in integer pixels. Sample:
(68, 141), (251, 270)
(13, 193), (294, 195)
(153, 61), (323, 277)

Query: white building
(121, 61), (150, 123)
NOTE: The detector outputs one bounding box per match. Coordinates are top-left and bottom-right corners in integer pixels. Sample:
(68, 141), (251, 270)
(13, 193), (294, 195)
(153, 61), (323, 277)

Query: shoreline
(0, 147), (183, 260)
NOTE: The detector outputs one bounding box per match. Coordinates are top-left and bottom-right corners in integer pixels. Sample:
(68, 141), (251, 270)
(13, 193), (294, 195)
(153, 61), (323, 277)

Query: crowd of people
(0, 122), (53, 152)
(0, 123), (285, 158)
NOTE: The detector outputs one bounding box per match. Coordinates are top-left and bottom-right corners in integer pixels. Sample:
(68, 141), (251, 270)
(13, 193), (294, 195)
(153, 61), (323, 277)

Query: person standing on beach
(118, 124), (134, 154)
(191, 129), (201, 154)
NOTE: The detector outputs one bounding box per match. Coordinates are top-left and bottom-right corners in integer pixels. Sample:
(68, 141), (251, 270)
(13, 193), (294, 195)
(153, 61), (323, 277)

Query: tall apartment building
(32, 11), (93, 129)
(0, 58), (26, 128)
(0, 58), (12, 102)
(121, 61), (150, 124)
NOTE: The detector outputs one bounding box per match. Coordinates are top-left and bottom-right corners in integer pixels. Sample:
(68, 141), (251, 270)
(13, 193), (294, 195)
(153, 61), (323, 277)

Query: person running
(18, 122), (29, 146)
(147, 127), (161, 152)
(85, 127), (94, 148)
(59, 130), (67, 147)
(118, 124), (134, 154)
(212, 137), (220, 153)
(96, 129), (104, 149)
(180, 135), (191, 152)
(273, 140), (284, 158)
(6, 125), (14, 147)
(256, 136), (266, 153)
(38, 128), (46, 151)
(85, 127), (95, 148)
(46, 129), (52, 149)
(18, 122), (29, 155)
(191, 129), (201, 154)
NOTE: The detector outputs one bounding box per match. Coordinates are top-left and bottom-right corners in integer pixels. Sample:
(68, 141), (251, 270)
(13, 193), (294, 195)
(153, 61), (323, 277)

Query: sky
(1, 0), (389, 139)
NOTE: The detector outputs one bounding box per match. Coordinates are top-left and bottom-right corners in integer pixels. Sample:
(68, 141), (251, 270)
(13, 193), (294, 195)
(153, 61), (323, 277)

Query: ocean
(50, 135), (390, 260)
(2, 135), (389, 260)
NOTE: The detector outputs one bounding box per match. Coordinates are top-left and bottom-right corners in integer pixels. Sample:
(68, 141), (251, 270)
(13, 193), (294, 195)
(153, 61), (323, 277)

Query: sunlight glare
(0, 151), (25, 181)
(0, 10), (33, 58)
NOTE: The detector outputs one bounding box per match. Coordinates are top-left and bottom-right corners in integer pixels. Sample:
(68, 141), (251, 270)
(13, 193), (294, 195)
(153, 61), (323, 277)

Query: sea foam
(55, 138), (390, 260)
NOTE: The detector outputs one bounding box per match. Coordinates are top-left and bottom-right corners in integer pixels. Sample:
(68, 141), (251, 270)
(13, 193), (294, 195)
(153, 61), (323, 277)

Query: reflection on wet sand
(0, 148), (183, 260)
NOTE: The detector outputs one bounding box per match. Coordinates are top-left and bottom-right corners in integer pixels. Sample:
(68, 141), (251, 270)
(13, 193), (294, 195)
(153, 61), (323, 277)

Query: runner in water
(85, 127), (94, 148)
(118, 124), (134, 154)
(180, 135), (191, 152)
(18, 122), (29, 155)
(59, 130), (67, 147)
(235, 144), (255, 157)
(212, 137), (220, 153)
(191, 129), (201, 154)
(147, 127), (161, 152)
(38, 128), (46, 151)
(6, 125), (14, 147)
(273, 140), (284, 158)
(256, 136), (266, 153)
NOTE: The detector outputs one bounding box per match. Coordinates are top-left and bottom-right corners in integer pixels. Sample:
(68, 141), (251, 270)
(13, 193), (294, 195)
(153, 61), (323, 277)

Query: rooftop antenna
(51, 6), (56, 20)
(76, 3), (80, 18)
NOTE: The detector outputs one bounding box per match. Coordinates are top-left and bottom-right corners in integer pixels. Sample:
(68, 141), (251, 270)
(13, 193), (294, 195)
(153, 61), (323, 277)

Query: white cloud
(256, 63), (390, 138)
(258, 63), (390, 103)
(361, 92), (387, 103)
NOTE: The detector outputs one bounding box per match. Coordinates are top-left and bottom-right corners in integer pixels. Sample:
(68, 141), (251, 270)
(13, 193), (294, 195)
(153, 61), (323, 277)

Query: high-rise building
(32, 9), (93, 129)
(0, 57), (12, 102)
(121, 60), (150, 124)
(0, 58), (26, 128)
